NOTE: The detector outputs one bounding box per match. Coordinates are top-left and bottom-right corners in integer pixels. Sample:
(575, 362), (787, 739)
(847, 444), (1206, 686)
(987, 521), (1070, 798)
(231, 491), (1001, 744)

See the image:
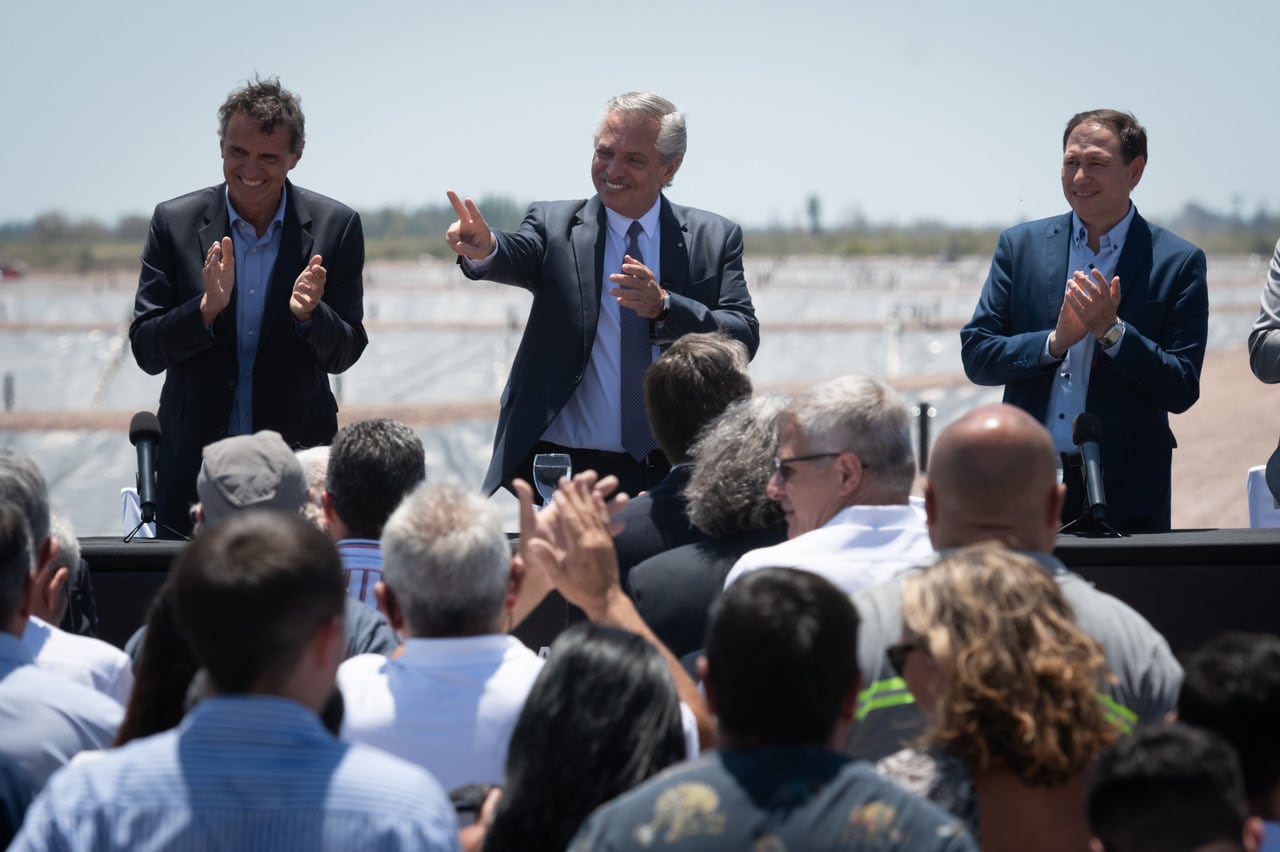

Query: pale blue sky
(4, 0), (1276, 230)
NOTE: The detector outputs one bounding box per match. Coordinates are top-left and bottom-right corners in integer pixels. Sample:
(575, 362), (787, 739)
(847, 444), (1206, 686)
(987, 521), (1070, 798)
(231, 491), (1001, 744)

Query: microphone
(1071, 412), (1107, 524)
(129, 411), (162, 525)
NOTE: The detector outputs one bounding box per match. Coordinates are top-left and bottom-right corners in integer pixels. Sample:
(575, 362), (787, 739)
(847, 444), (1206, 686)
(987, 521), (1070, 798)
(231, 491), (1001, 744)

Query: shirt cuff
(1039, 333), (1063, 365)
(460, 234), (499, 272)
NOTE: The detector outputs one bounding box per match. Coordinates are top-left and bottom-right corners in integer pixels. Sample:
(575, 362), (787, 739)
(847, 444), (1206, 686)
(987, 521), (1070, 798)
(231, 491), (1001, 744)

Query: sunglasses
(887, 638), (927, 677)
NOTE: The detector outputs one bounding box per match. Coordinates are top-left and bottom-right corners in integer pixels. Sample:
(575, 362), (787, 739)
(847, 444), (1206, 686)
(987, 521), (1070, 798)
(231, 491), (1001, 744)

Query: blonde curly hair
(900, 541), (1116, 786)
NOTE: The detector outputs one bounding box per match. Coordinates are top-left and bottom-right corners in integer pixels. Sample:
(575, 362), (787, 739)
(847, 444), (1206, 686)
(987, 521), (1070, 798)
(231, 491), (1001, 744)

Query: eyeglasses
(886, 638), (927, 677)
(772, 452), (842, 482)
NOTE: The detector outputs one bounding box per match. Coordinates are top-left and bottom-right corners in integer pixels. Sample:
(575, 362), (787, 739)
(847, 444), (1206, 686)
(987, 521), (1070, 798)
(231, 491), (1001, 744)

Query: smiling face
(1060, 121), (1144, 236)
(591, 111), (682, 219)
(221, 110), (301, 233)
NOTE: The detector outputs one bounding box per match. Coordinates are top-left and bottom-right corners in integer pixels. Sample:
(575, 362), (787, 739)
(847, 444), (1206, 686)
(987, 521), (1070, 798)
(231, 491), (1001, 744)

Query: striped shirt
(10, 695), (459, 851)
(338, 539), (383, 607)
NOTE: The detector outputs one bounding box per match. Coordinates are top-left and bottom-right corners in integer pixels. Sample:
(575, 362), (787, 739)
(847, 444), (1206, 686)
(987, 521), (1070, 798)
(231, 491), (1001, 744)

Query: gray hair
(783, 376), (917, 495)
(294, 446), (330, 529)
(380, 483), (511, 637)
(0, 500), (34, 624)
(0, 450), (50, 549)
(48, 511), (79, 573)
(685, 395), (789, 538)
(597, 91), (687, 164)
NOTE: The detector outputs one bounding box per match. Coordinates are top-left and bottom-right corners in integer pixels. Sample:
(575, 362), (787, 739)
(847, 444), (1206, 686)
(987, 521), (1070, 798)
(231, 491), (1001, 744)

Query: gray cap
(196, 430), (309, 528)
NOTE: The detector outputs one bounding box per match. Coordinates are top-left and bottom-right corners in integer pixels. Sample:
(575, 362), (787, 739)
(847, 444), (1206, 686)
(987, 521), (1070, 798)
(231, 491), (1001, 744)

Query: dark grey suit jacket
(462, 194), (760, 494)
(129, 181), (367, 534)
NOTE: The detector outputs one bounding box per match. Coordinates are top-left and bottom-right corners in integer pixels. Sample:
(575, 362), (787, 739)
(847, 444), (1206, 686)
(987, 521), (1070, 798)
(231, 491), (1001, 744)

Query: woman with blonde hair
(892, 541), (1117, 852)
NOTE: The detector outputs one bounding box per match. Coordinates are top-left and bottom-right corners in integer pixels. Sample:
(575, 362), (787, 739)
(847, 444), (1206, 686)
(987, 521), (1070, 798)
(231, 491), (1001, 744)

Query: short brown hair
(643, 332), (752, 463)
(1063, 109), (1147, 164)
(218, 75), (306, 154)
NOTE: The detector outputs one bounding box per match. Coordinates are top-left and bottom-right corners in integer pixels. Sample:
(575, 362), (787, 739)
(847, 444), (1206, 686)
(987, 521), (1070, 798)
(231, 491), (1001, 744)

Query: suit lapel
(658, 195), (690, 295)
(197, 188), (236, 353)
(573, 197), (605, 360)
(262, 181), (311, 335)
(1042, 213), (1072, 329)
(1114, 210), (1152, 312)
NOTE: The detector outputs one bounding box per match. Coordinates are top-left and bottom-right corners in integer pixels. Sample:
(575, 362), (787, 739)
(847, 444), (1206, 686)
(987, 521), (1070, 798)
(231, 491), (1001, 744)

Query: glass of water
(532, 453), (573, 503)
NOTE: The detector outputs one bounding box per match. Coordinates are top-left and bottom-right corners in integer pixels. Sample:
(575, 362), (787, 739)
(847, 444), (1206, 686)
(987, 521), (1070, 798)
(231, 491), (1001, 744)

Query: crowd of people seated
(0, 332), (1276, 850)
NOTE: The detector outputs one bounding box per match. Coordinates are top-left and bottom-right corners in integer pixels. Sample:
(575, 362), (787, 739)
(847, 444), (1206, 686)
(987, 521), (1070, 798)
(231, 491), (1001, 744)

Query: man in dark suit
(960, 109), (1207, 533)
(130, 77), (367, 537)
(445, 91), (759, 499)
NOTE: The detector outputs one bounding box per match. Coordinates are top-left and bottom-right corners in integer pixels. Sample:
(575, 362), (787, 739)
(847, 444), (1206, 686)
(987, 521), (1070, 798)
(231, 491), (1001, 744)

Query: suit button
(572, 374), (582, 385)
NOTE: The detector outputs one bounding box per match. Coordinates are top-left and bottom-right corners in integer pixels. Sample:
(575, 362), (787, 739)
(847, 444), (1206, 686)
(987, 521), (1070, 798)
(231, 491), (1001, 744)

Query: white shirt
(21, 615), (134, 706)
(336, 634), (544, 792)
(724, 504), (934, 595)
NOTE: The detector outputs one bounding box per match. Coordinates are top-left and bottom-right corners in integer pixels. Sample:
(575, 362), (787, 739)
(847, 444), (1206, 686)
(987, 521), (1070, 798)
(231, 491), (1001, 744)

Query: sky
(4, 0), (1278, 231)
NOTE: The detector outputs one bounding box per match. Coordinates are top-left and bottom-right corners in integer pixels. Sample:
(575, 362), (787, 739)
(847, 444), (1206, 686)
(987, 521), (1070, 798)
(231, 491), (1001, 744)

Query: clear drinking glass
(532, 453), (573, 503)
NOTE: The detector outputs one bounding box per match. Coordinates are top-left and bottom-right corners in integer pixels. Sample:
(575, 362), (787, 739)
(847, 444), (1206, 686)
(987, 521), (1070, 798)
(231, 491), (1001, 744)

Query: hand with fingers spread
(290, 254), (327, 322)
(445, 190), (497, 260)
(609, 255), (667, 320)
(530, 476), (624, 620)
(200, 237), (236, 325)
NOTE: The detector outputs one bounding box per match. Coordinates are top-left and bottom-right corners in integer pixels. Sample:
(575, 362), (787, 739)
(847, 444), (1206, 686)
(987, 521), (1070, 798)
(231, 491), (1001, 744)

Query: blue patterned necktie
(620, 221), (657, 461)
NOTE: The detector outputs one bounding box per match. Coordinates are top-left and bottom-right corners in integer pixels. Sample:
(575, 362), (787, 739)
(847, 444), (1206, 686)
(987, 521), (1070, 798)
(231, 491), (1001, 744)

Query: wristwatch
(1099, 319), (1125, 348)
(656, 289), (671, 322)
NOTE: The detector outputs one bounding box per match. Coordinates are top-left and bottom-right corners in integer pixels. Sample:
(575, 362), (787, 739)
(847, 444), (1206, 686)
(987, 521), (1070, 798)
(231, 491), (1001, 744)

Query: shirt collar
(604, 197), (662, 244)
(1071, 203), (1136, 255)
(224, 185), (288, 235)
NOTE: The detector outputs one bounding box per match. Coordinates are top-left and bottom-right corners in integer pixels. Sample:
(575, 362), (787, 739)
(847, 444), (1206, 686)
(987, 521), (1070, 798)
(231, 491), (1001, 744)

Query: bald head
(924, 404), (1064, 553)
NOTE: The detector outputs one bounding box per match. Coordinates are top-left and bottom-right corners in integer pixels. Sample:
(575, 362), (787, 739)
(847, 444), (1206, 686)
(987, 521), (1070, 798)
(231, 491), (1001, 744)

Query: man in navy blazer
(446, 91), (759, 499)
(130, 78), (367, 537)
(961, 109), (1207, 533)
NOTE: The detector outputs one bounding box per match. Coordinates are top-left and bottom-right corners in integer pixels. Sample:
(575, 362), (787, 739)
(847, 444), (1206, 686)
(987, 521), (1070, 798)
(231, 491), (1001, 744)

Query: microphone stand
(1059, 505), (1122, 537)
(123, 506), (189, 543)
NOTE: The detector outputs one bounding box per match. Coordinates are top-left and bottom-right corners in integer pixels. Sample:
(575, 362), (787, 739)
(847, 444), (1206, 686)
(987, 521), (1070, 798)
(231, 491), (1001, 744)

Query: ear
(321, 491), (339, 529)
(661, 154), (683, 186)
(373, 581), (405, 634)
(1127, 154), (1146, 190)
(1243, 815), (1264, 852)
(696, 655), (716, 716)
(1088, 839), (1108, 852)
(506, 556), (526, 613)
(1048, 482), (1067, 530)
(43, 566), (71, 623)
(312, 614), (343, 672)
(835, 452), (864, 496)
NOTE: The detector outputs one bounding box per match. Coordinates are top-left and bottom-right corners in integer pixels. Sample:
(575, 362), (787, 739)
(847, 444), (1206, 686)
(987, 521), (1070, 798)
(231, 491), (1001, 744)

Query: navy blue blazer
(129, 181), (367, 534)
(463, 194), (760, 494)
(960, 210), (1208, 532)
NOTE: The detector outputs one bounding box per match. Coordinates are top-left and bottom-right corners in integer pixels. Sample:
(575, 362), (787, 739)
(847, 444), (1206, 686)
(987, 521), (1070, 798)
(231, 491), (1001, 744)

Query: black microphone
(129, 411), (162, 525)
(1071, 412), (1106, 523)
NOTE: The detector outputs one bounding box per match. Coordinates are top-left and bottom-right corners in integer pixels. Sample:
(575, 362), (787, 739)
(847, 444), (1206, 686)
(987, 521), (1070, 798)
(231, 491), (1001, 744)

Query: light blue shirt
(463, 197), (663, 451)
(225, 189), (287, 436)
(1042, 205), (1134, 453)
(542, 199), (662, 451)
(0, 632), (120, 791)
(11, 694), (460, 852)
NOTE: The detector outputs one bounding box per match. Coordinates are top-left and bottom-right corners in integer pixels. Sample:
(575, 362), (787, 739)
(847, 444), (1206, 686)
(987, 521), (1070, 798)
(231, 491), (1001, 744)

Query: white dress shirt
(337, 634), (544, 792)
(724, 504), (934, 596)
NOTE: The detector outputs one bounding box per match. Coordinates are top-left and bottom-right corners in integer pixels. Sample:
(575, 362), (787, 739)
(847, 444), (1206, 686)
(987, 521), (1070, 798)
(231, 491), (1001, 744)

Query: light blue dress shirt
(464, 198), (662, 452)
(0, 632), (120, 791)
(225, 190), (287, 436)
(1042, 205), (1134, 453)
(11, 694), (460, 852)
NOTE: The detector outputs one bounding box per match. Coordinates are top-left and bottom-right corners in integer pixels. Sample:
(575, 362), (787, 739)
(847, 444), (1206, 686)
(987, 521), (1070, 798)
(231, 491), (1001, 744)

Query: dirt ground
(1170, 347), (1276, 529)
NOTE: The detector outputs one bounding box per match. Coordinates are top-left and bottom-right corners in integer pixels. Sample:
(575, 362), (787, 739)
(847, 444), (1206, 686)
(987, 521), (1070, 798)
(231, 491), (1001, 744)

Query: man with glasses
(722, 375), (931, 595)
